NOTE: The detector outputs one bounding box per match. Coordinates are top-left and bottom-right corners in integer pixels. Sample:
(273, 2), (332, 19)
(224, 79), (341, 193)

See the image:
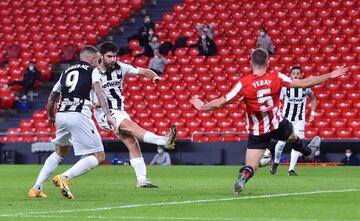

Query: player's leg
(270, 140), (286, 175)
(278, 119), (320, 159)
(120, 118), (176, 149)
(28, 116), (72, 198)
(288, 149), (300, 176)
(119, 132), (158, 188)
(288, 121), (305, 175)
(53, 113), (105, 199)
(233, 133), (269, 194)
(95, 109), (176, 149)
(53, 151), (104, 200)
(234, 149), (265, 194)
(28, 146), (69, 198)
(287, 130), (320, 159)
(61, 151), (105, 181)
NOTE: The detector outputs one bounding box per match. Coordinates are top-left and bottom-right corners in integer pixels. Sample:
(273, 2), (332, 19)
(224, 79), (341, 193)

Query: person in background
(256, 27), (275, 55)
(269, 66), (318, 176)
(196, 23), (214, 39)
(150, 146), (171, 166)
(138, 15), (155, 47)
(148, 49), (169, 75)
(8, 62), (40, 98)
(197, 32), (217, 57)
(340, 148), (359, 166)
(135, 35), (160, 58)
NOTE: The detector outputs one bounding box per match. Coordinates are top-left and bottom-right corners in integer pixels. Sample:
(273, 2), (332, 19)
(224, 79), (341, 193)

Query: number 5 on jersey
(257, 88), (274, 111)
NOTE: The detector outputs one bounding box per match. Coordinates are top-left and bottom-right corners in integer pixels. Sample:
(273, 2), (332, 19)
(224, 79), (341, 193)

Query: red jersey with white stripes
(225, 71), (292, 136)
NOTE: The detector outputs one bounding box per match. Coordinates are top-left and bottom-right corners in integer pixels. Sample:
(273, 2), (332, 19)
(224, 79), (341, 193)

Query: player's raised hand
(190, 97), (205, 110)
(47, 117), (55, 127)
(152, 76), (161, 84)
(330, 65), (348, 79)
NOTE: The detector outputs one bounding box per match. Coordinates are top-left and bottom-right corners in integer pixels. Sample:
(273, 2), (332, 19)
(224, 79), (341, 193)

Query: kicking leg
(286, 130), (321, 160)
(119, 132), (158, 188)
(28, 146), (69, 198)
(120, 119), (176, 149)
(233, 148), (265, 194)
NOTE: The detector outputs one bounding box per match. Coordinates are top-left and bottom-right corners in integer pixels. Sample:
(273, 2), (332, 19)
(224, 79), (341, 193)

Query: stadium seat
(314, 119), (331, 128)
(325, 109), (341, 119)
(305, 127), (319, 138)
(336, 128), (353, 138)
(319, 128), (335, 138)
(341, 109), (358, 119)
(331, 119), (347, 129)
(320, 100), (336, 110)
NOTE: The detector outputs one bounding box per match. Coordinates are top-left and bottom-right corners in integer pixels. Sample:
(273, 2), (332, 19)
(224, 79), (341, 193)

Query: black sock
(290, 137), (311, 156)
(239, 166), (254, 182)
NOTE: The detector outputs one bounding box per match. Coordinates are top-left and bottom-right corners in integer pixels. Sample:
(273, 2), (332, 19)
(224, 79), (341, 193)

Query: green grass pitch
(0, 165), (359, 221)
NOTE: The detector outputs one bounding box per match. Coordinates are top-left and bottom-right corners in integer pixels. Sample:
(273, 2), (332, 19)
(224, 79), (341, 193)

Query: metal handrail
(191, 131), (247, 141)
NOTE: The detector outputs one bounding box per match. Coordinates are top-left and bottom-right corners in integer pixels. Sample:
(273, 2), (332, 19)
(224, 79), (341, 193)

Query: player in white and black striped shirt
(93, 42), (176, 188)
(270, 66), (317, 176)
(28, 46), (116, 199)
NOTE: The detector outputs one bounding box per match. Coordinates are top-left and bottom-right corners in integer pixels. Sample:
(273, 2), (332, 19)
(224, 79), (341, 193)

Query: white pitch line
(10, 215), (360, 221)
(0, 189), (357, 218)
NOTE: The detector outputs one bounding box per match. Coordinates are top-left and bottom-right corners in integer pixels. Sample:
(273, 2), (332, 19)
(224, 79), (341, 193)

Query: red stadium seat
(330, 119), (347, 129)
(336, 129), (353, 138)
(348, 92), (360, 101)
(325, 109), (341, 119)
(305, 128), (319, 138)
(341, 109), (358, 119)
(319, 128), (335, 138)
(336, 100), (352, 109)
(314, 119), (330, 128)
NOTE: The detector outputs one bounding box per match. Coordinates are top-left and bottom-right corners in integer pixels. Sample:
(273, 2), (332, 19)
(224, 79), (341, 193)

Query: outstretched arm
(138, 67), (161, 83)
(190, 96), (227, 111)
(93, 82), (111, 116)
(93, 82), (118, 134)
(308, 92), (317, 123)
(291, 65), (348, 88)
(47, 91), (60, 127)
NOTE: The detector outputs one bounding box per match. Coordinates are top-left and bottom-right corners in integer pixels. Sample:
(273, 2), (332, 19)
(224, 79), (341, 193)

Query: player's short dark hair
(290, 66), (302, 73)
(99, 41), (119, 55)
(80, 45), (99, 56)
(251, 48), (269, 68)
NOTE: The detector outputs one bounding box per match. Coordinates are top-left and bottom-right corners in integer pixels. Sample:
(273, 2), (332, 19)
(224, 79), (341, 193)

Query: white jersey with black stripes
(92, 61), (139, 111)
(281, 87), (313, 122)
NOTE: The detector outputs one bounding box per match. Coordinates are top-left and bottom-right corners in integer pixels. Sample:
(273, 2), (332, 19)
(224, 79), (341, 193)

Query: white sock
(289, 149), (300, 171)
(130, 157), (147, 183)
(274, 141), (286, 164)
(143, 131), (166, 146)
(34, 152), (63, 191)
(62, 155), (99, 180)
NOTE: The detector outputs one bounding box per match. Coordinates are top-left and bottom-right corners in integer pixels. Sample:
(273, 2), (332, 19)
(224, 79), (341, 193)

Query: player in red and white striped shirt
(190, 48), (348, 194)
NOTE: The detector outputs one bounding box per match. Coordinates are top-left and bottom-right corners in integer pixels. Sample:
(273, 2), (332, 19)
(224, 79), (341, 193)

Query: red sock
(239, 166), (254, 182)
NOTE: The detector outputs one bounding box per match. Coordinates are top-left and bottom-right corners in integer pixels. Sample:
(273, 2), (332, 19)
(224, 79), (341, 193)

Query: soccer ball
(258, 149), (272, 167)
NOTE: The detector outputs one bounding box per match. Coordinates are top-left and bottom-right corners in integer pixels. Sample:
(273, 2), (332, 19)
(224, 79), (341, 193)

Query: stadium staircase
(0, 0), (359, 143)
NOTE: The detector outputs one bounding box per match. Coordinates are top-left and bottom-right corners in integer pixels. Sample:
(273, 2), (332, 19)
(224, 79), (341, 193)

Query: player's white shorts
(290, 120), (305, 139)
(94, 109), (130, 131)
(52, 112), (104, 156)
